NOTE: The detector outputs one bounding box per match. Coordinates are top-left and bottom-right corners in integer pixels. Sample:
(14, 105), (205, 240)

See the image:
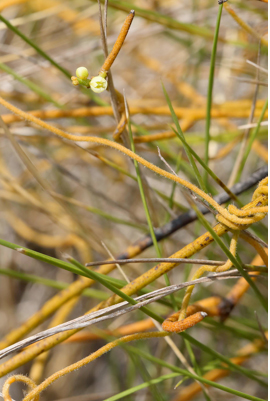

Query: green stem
(0, 62), (62, 107)
(236, 99), (268, 182)
(128, 345), (265, 401)
(67, 257), (163, 323)
(0, 268), (108, 300)
(204, 3), (223, 187)
(0, 14), (71, 78)
(104, 373), (180, 401)
(191, 206), (267, 312)
(127, 113), (178, 311)
(162, 83), (206, 192)
(171, 127), (240, 204)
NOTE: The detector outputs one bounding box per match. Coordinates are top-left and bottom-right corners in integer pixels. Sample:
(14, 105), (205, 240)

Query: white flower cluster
(75, 67), (107, 93)
(90, 76), (108, 93)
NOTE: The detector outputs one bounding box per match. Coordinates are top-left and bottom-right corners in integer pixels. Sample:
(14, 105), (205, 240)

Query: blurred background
(0, 0), (267, 400)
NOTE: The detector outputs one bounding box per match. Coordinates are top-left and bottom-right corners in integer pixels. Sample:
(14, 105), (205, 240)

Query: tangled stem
(0, 96), (267, 232)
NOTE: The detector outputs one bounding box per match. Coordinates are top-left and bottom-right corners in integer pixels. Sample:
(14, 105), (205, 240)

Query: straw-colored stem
(22, 332), (168, 401)
(0, 96), (266, 229)
(178, 232), (239, 320)
(99, 11), (135, 75)
(223, 2), (268, 47)
(1, 100), (267, 124)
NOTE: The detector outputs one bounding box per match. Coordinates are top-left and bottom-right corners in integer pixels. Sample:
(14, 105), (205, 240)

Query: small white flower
(76, 66), (89, 80)
(90, 76), (108, 93)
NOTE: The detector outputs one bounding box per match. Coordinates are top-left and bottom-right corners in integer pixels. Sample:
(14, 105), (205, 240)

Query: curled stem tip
(162, 311), (207, 333)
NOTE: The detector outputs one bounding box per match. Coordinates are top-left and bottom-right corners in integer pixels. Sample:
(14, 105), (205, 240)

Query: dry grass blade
(0, 271), (242, 360)
(85, 257), (266, 268)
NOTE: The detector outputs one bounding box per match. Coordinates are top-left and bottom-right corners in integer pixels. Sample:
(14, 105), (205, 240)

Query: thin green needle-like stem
(0, 238), (126, 288)
(127, 345), (266, 401)
(0, 63), (62, 107)
(190, 204), (267, 312)
(181, 331), (267, 388)
(183, 339), (212, 401)
(0, 268), (109, 300)
(0, 239), (264, 384)
(103, 373), (180, 401)
(0, 238), (88, 277)
(171, 128), (240, 204)
(162, 84), (206, 192)
(165, 152), (182, 223)
(169, 153), (182, 208)
(236, 99), (268, 182)
(0, 14), (71, 79)
(127, 121), (162, 258)
(67, 257), (163, 322)
(126, 105), (178, 311)
(204, 3), (223, 188)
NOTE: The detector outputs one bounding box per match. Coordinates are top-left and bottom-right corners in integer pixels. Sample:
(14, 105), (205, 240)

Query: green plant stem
(0, 238), (179, 309)
(162, 83), (206, 192)
(127, 345), (265, 401)
(104, 373), (180, 401)
(126, 111), (177, 311)
(0, 15), (71, 79)
(0, 238), (264, 385)
(0, 268), (109, 300)
(67, 257), (163, 322)
(171, 127), (240, 204)
(67, 258), (267, 387)
(181, 332), (266, 387)
(0, 63), (62, 107)
(190, 205), (267, 312)
(236, 99), (268, 182)
(204, 3), (223, 188)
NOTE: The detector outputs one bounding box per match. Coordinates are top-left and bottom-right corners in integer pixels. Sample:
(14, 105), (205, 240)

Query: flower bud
(76, 67), (89, 80)
(90, 76), (108, 93)
(71, 76), (79, 86)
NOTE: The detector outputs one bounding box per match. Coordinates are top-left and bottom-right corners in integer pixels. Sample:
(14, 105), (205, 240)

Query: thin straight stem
(204, 4), (223, 187)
